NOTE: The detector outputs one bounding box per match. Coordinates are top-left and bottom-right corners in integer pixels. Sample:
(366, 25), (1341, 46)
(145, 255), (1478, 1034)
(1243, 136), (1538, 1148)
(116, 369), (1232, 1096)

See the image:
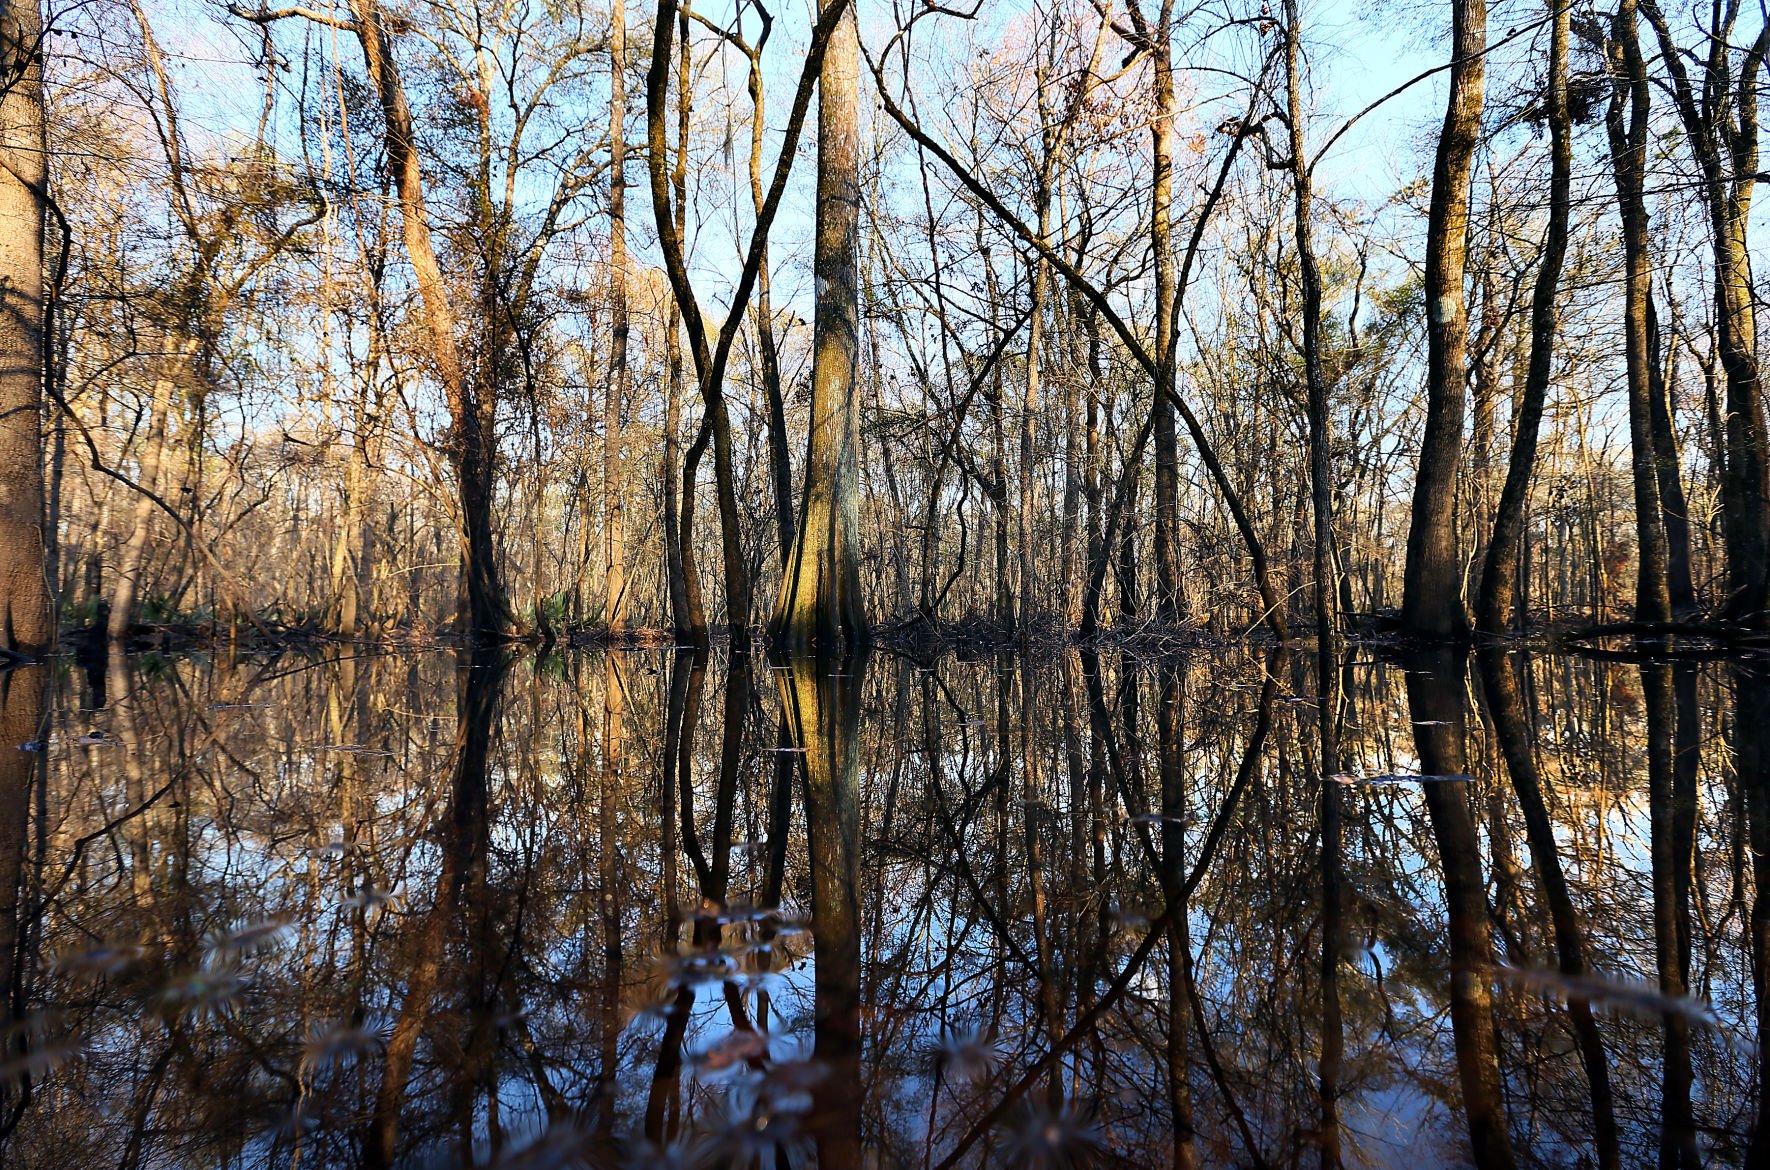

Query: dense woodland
(0, 0), (1763, 655)
(4, 0), (1770, 1163)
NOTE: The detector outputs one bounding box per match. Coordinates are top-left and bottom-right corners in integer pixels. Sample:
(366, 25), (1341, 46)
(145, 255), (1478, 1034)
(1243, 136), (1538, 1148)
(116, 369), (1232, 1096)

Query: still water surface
(0, 642), (1758, 1167)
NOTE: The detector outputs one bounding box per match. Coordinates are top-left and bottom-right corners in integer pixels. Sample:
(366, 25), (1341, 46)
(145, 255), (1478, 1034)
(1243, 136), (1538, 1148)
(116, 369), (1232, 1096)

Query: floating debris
(205, 917), (294, 957)
(1495, 963), (1731, 1036)
(1326, 772), (1476, 786)
(997, 1106), (1109, 1170)
(339, 886), (393, 912)
(49, 944), (145, 976)
(695, 1027), (772, 1072)
(933, 1028), (1005, 1083)
(301, 1020), (382, 1069)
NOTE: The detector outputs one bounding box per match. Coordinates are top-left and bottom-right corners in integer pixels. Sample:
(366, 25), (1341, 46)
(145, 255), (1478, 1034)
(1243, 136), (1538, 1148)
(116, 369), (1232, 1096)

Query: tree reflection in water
(0, 644), (1761, 1166)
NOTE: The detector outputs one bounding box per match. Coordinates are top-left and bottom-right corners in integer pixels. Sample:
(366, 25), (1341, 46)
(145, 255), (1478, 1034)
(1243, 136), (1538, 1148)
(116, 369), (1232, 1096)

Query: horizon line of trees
(0, 0), (1765, 659)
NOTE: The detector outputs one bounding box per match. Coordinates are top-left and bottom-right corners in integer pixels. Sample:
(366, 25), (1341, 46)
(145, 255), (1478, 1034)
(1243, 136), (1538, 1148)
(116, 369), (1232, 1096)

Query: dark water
(0, 641), (1762, 1167)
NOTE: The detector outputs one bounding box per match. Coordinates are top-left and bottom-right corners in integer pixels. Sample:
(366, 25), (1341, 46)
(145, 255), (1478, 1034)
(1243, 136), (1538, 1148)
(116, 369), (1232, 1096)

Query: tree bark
(1150, 0), (1183, 625)
(0, 0), (50, 658)
(603, 0), (628, 632)
(1477, 0), (1568, 634)
(348, 0), (511, 639)
(1605, 0), (1672, 625)
(772, 0), (867, 653)
(1403, 0), (1485, 641)
(1640, 0), (1770, 622)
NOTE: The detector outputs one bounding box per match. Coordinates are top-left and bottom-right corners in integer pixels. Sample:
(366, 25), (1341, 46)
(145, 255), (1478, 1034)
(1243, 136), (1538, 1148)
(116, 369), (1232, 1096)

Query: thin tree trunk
(1282, 7), (1345, 1162)
(604, 0), (629, 632)
(1605, 0), (1672, 625)
(1150, 0), (1182, 625)
(1478, 0), (1568, 634)
(1640, 0), (1770, 622)
(108, 359), (178, 643)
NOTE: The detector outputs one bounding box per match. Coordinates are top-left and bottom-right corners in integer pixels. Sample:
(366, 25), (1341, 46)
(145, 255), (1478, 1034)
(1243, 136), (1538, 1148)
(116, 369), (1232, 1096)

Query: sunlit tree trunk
(1149, 0), (1182, 625)
(1403, 0), (1485, 641)
(1281, 7), (1345, 1162)
(1478, 0), (1569, 634)
(772, 0), (867, 653)
(603, 0), (629, 633)
(348, 0), (511, 640)
(0, 0), (50, 659)
(1640, 0), (1770, 622)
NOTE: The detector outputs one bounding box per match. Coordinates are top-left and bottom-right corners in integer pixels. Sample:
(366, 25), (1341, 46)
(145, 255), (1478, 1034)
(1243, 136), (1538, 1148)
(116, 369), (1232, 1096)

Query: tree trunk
(1478, 0), (1569, 634)
(772, 0), (867, 653)
(604, 0), (628, 632)
(1403, 0), (1485, 641)
(1640, 0), (1770, 622)
(1282, 5), (1346, 1161)
(1605, 0), (1672, 625)
(1150, 2), (1182, 625)
(0, 0), (50, 659)
(349, 0), (511, 640)
(108, 360), (177, 643)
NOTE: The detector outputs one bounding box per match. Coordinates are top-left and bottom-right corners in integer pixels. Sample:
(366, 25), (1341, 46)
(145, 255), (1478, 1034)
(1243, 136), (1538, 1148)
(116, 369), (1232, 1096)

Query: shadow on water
(0, 641), (1768, 1165)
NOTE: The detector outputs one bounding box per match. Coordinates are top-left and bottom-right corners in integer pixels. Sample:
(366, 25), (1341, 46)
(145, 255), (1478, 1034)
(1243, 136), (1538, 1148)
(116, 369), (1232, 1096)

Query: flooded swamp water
(0, 642), (1759, 1167)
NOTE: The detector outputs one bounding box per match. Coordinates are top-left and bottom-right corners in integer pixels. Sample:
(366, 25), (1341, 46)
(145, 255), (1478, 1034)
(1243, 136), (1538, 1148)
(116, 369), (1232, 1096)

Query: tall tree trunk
(1149, 0), (1183, 625)
(1478, 0), (1568, 634)
(0, 0), (49, 659)
(1281, 7), (1345, 1163)
(1640, 0), (1770, 623)
(604, 0), (629, 632)
(1403, 0), (1486, 641)
(738, 25), (794, 562)
(348, 0), (510, 639)
(1605, 0), (1672, 625)
(663, 300), (695, 640)
(772, 0), (867, 653)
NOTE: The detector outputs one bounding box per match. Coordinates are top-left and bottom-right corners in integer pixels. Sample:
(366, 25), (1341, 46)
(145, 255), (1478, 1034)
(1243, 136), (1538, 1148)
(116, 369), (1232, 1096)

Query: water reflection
(0, 643), (1765, 1165)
